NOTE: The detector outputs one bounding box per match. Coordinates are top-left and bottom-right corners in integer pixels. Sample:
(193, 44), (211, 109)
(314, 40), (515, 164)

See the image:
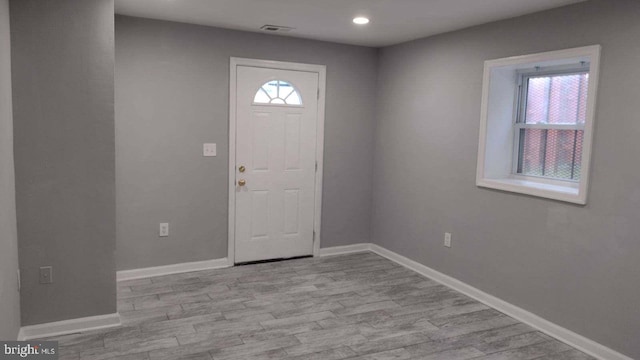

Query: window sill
(477, 177), (585, 205)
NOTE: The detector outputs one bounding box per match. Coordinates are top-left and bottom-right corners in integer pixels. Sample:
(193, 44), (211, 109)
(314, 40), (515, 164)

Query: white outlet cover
(203, 143), (217, 157)
(444, 233), (452, 248)
(159, 223), (169, 237)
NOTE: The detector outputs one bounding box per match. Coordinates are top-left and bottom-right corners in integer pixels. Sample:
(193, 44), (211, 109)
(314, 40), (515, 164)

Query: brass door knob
(237, 179), (246, 186)
(238, 165), (246, 173)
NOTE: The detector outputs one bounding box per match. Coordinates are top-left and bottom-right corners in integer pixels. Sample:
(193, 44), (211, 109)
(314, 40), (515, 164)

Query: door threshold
(236, 255), (312, 266)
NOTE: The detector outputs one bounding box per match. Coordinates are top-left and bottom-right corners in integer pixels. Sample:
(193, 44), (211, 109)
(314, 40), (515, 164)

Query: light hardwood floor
(46, 252), (594, 360)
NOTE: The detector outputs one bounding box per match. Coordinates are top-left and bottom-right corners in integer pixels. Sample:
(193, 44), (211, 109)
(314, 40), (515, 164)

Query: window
(516, 69), (588, 181)
(477, 46), (601, 204)
(254, 80), (302, 105)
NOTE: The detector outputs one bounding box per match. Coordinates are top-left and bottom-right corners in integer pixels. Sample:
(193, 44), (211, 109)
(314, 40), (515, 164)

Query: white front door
(234, 65), (319, 263)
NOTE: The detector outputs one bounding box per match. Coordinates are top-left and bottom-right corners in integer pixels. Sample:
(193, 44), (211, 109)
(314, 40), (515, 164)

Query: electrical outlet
(39, 266), (53, 284)
(444, 233), (452, 248)
(159, 223), (169, 237)
(203, 143), (217, 157)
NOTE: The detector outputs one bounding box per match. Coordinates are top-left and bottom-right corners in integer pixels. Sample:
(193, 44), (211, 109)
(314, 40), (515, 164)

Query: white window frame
(476, 45), (601, 205)
(512, 66), (588, 182)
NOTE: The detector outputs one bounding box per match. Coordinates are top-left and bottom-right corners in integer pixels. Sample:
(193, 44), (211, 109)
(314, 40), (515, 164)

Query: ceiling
(115, 0), (586, 47)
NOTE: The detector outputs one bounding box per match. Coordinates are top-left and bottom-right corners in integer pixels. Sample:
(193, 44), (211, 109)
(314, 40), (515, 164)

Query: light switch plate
(203, 143), (217, 157)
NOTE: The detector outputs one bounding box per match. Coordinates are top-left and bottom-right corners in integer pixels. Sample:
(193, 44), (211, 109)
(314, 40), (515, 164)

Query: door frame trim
(228, 57), (327, 265)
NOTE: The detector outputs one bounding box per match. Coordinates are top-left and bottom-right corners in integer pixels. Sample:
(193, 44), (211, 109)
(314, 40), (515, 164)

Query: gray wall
(11, 0), (116, 325)
(115, 16), (377, 270)
(373, 0), (640, 357)
(0, 0), (20, 340)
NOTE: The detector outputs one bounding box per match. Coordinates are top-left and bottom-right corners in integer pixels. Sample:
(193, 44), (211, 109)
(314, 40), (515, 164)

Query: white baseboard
(18, 313), (121, 341)
(318, 243), (371, 257)
(117, 258), (231, 282)
(366, 244), (632, 360)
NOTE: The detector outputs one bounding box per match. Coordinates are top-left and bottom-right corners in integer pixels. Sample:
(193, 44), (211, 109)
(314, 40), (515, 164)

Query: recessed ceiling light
(353, 17), (370, 25)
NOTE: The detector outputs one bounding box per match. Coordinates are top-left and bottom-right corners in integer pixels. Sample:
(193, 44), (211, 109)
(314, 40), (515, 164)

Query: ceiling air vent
(260, 25), (294, 33)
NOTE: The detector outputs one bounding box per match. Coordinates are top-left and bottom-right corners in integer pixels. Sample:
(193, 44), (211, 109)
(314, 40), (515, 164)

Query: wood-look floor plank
(38, 253), (594, 360)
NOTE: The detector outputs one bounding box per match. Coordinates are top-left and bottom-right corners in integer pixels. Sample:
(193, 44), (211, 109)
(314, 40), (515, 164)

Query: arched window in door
(253, 80), (302, 105)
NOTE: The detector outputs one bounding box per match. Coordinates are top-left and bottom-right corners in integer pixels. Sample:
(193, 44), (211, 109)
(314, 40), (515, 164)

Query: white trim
(318, 243), (371, 257)
(18, 313), (121, 341)
(476, 45), (601, 205)
(477, 178), (580, 204)
(228, 57), (327, 264)
(116, 258), (230, 282)
(313, 64), (327, 258)
(482, 45), (601, 69)
(367, 244), (632, 360)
